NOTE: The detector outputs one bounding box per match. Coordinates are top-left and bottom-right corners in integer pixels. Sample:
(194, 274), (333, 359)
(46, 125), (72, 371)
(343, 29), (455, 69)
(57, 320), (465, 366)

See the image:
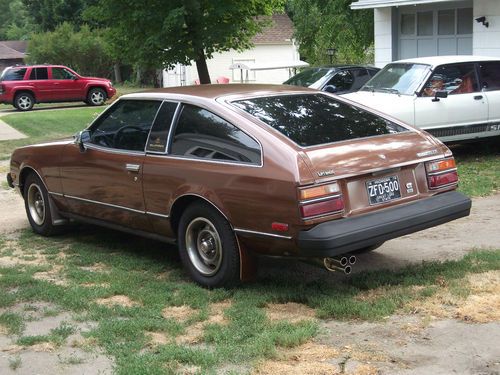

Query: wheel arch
(86, 85), (107, 98)
(169, 193), (232, 236)
(14, 89), (36, 103)
(19, 166), (46, 198)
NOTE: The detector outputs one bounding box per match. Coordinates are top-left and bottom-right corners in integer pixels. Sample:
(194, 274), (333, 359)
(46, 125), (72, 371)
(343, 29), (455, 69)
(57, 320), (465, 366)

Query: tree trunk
(195, 49), (211, 84)
(136, 66), (141, 86)
(113, 63), (122, 83)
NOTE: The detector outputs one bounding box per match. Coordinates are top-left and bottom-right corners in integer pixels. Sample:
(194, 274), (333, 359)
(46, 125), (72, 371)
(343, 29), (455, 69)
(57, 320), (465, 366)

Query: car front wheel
(23, 173), (62, 236)
(14, 92), (34, 111)
(178, 202), (240, 288)
(86, 88), (107, 106)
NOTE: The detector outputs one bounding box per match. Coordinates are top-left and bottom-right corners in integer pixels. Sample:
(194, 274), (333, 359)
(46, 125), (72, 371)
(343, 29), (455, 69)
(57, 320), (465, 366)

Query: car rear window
(232, 94), (408, 147)
(284, 68), (331, 87)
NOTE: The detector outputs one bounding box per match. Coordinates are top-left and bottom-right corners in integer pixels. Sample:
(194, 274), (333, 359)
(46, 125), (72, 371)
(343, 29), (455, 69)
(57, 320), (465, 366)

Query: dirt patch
(162, 305), (198, 322)
(146, 332), (170, 347)
(0, 344), (24, 354)
(31, 342), (57, 352)
(33, 265), (67, 286)
(253, 342), (340, 375)
(80, 262), (110, 273)
(95, 295), (139, 308)
(0, 325), (7, 335)
(174, 363), (202, 375)
(265, 302), (317, 323)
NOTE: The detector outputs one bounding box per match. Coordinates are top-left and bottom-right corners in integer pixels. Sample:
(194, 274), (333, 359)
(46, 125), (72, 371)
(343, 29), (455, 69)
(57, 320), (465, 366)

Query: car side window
(422, 63), (479, 97)
(29, 67), (48, 80)
(89, 100), (161, 152)
(351, 69), (370, 91)
(1, 68), (27, 81)
(479, 62), (500, 91)
(146, 101), (178, 153)
(170, 104), (261, 164)
(52, 67), (76, 80)
(326, 70), (354, 92)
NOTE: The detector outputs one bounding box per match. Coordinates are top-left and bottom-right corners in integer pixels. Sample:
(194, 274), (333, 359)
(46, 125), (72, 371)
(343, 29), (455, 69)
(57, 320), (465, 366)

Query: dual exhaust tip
(323, 255), (356, 275)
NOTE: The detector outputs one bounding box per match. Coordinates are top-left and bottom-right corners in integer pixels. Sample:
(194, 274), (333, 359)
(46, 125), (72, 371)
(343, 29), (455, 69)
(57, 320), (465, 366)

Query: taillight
(425, 157), (458, 189)
(299, 182), (344, 219)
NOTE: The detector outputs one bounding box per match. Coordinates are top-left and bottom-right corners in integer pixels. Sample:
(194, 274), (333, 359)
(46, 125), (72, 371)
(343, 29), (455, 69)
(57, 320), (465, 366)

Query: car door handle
(125, 164), (141, 172)
(474, 95), (483, 100)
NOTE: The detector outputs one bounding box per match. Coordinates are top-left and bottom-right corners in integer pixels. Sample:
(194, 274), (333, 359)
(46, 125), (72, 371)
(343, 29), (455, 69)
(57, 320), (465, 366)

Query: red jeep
(0, 65), (116, 111)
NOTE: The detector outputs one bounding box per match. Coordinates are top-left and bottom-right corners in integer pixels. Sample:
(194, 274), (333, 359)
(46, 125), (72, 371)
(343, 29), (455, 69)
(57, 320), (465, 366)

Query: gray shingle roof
(0, 42), (26, 60)
(252, 14), (294, 45)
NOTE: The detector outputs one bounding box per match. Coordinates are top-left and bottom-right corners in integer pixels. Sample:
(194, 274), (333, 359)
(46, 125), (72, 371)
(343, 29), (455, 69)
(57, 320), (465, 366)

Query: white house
(350, 0), (500, 67)
(163, 14), (301, 87)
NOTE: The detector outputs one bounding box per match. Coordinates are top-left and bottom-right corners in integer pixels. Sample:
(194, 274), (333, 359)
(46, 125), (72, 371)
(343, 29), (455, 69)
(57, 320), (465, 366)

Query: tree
(87, 0), (279, 84)
(0, 0), (33, 40)
(288, 0), (374, 65)
(26, 22), (113, 78)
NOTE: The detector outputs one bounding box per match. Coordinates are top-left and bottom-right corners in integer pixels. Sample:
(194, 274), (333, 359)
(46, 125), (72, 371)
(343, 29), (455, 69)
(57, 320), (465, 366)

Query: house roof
(351, 0), (458, 9)
(1, 40), (28, 54)
(252, 14), (294, 45)
(0, 42), (26, 60)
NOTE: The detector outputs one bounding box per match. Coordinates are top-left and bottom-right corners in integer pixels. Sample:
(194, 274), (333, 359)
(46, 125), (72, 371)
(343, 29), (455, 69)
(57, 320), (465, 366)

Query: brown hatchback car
(7, 85), (471, 287)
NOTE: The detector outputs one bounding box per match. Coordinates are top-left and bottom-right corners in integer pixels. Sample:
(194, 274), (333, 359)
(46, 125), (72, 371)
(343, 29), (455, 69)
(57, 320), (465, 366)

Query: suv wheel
(87, 88), (106, 106)
(15, 92), (34, 111)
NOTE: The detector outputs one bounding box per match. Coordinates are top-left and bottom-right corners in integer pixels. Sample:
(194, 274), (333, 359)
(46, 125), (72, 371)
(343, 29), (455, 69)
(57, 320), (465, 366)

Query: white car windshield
(361, 63), (430, 96)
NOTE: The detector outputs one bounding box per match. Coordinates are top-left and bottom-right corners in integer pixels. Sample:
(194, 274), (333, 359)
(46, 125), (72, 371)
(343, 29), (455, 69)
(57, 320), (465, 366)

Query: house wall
(374, 8), (394, 67)
(473, 0), (500, 57)
(163, 43), (300, 87)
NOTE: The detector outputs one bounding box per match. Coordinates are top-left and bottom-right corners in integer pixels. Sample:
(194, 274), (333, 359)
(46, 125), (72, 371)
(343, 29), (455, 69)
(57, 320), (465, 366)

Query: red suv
(0, 65), (116, 111)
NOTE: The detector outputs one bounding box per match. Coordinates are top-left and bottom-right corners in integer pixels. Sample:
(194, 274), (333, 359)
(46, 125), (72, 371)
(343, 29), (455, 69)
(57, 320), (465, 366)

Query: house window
(457, 8), (473, 34)
(232, 59), (256, 82)
(438, 10), (455, 35)
(417, 11), (433, 36)
(401, 14), (415, 35)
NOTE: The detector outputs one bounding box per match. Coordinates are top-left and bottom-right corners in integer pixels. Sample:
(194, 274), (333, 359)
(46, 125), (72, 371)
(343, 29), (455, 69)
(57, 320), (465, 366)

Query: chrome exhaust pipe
(348, 255), (356, 265)
(328, 256), (348, 267)
(324, 258), (352, 275)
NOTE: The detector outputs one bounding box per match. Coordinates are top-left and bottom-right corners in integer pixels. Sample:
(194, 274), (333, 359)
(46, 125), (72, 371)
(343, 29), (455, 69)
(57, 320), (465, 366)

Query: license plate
(366, 176), (401, 205)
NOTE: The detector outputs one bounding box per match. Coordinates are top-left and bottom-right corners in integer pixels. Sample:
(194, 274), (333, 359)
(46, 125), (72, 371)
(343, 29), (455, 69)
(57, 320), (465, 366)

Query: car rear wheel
(24, 173), (62, 236)
(14, 92), (34, 111)
(178, 202), (240, 288)
(87, 88), (106, 106)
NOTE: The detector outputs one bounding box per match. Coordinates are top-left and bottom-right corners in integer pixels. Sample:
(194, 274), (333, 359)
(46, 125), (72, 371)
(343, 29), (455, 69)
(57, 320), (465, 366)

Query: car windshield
(232, 94), (407, 147)
(283, 68), (331, 87)
(361, 63), (430, 95)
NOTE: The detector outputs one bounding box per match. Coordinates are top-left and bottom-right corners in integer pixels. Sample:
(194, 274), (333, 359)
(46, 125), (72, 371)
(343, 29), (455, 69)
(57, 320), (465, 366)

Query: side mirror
(74, 130), (90, 152)
(324, 85), (338, 93)
(432, 90), (448, 102)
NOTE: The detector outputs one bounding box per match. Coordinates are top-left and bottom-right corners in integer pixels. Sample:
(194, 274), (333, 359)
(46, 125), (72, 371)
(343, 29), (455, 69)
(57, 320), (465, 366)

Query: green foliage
(0, 0), (33, 40)
(87, 0), (281, 82)
(288, 0), (374, 65)
(26, 22), (113, 78)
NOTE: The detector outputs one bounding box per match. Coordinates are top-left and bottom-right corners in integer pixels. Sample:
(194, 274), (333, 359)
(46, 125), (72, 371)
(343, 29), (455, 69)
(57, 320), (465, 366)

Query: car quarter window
(170, 104), (261, 164)
(146, 101), (178, 153)
(351, 69), (370, 91)
(422, 63), (479, 97)
(89, 100), (161, 152)
(29, 67), (48, 80)
(479, 62), (500, 91)
(52, 67), (75, 80)
(1, 68), (27, 81)
(326, 70), (354, 92)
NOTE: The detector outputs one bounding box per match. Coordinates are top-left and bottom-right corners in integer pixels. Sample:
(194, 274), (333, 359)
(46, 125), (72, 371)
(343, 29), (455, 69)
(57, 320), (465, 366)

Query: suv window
(29, 67), (49, 80)
(422, 63), (479, 97)
(171, 104), (261, 164)
(479, 62), (500, 91)
(52, 67), (76, 80)
(233, 94), (407, 147)
(89, 100), (161, 151)
(0, 68), (27, 81)
(351, 69), (371, 91)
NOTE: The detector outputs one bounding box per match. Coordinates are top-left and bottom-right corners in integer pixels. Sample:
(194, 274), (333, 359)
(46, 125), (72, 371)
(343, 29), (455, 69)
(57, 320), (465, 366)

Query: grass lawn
(0, 228), (498, 374)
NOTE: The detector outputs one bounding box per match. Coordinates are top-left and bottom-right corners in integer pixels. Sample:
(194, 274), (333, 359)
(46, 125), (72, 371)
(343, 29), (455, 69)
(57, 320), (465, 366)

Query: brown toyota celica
(7, 84), (471, 287)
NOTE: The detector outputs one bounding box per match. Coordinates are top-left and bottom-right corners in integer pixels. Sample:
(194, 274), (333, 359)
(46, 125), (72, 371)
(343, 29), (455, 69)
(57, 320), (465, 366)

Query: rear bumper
(297, 191), (471, 257)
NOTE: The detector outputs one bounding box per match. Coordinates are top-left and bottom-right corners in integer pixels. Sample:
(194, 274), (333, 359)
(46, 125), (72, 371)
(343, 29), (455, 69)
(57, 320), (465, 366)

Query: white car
(344, 56), (500, 142)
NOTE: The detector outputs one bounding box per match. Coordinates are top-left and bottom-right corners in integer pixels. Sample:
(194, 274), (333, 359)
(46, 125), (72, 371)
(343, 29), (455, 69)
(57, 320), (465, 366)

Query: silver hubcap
(90, 91), (105, 105)
(27, 184), (45, 225)
(185, 217), (222, 276)
(18, 96), (32, 110)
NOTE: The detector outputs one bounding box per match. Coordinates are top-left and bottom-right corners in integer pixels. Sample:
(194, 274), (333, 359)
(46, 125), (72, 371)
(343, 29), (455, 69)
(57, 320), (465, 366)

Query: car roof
(393, 55), (499, 68)
(122, 84), (318, 101)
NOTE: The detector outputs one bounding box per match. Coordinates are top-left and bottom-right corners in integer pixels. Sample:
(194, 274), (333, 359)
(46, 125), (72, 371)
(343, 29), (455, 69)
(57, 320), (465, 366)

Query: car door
(27, 67), (53, 101)
(60, 99), (162, 231)
(478, 61), (500, 134)
(414, 63), (488, 137)
(50, 67), (85, 100)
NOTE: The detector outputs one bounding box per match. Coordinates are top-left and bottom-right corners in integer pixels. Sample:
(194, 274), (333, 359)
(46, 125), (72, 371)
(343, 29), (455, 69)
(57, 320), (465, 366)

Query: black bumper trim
(297, 191), (471, 257)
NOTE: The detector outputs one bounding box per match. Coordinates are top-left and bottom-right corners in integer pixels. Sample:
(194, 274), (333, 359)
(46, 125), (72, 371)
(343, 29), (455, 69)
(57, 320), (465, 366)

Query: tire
(23, 173), (62, 236)
(351, 242), (385, 255)
(178, 202), (240, 288)
(86, 88), (107, 106)
(14, 92), (34, 111)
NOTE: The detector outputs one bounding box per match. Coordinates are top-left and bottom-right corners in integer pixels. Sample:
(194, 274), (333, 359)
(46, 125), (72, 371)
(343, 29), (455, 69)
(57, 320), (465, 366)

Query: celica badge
(317, 169), (335, 177)
(417, 149), (438, 157)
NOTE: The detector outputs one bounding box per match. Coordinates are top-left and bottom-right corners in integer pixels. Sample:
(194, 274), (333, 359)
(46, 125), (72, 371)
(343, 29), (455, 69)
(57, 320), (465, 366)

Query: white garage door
(398, 5), (472, 59)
